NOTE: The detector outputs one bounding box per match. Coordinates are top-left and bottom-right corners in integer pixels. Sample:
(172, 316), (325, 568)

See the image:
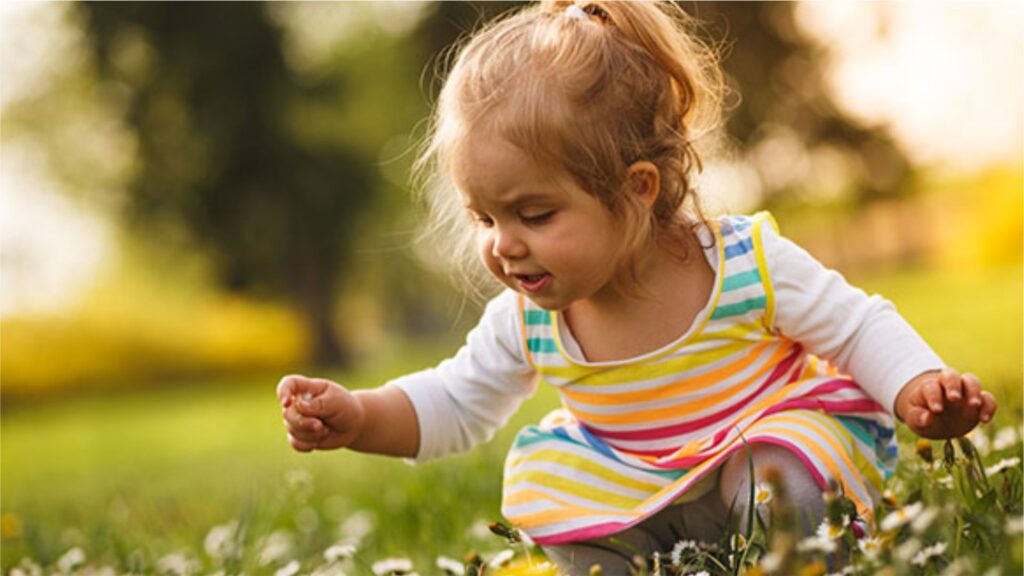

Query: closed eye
(521, 211), (554, 226)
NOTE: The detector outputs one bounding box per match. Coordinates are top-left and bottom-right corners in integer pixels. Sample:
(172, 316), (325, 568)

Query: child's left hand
(895, 368), (997, 439)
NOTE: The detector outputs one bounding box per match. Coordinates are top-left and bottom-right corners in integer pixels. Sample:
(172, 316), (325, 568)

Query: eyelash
(471, 211), (554, 227)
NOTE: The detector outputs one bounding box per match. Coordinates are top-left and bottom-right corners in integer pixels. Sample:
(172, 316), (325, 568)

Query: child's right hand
(277, 375), (366, 452)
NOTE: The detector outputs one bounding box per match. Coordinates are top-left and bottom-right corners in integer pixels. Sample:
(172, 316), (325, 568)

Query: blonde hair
(413, 1), (726, 300)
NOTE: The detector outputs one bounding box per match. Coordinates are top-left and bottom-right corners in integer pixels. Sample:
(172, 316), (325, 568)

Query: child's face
(452, 132), (627, 311)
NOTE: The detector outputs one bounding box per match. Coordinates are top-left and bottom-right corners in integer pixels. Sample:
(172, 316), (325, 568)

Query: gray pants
(541, 443), (827, 576)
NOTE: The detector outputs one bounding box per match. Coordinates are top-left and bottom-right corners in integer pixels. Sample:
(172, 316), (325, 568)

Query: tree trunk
(295, 258), (346, 368)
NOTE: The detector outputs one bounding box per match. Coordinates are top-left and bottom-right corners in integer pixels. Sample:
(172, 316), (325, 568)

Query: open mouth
(513, 273), (551, 293)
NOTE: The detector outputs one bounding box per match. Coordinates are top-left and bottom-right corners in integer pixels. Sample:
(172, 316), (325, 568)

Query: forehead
(450, 130), (570, 207)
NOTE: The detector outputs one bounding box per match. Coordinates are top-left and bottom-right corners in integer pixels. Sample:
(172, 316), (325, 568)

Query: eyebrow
(464, 191), (557, 211)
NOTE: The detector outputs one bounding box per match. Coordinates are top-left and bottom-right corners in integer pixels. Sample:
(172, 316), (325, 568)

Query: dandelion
(436, 556), (465, 576)
(324, 543), (357, 563)
(57, 547), (86, 574)
(258, 530), (294, 566)
(911, 541), (947, 566)
(204, 521), (240, 561)
(984, 457), (1021, 476)
(489, 549), (516, 569)
(372, 558), (413, 575)
(880, 502), (923, 532)
(156, 552), (200, 576)
(993, 427), (1019, 451)
(797, 535), (837, 554)
(754, 482), (773, 507)
(815, 515), (849, 541)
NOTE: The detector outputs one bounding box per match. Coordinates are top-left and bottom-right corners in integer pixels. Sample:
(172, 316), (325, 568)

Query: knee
(717, 443), (825, 532)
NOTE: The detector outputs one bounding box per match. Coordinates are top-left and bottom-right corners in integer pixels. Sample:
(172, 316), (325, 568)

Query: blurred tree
(79, 2), (375, 366)
(691, 2), (912, 204)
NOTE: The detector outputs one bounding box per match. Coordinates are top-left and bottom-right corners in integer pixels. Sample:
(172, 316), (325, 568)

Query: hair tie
(564, 5), (589, 20)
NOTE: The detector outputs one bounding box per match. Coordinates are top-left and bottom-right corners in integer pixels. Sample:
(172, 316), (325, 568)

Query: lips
(512, 272), (551, 294)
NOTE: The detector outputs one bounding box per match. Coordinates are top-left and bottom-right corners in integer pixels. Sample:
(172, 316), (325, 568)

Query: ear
(624, 161), (660, 209)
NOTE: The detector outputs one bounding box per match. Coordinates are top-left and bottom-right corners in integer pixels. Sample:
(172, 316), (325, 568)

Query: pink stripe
(585, 345), (804, 444)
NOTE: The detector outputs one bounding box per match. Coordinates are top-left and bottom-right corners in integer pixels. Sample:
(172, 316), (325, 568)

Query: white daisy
(985, 457), (1021, 476)
(911, 506), (941, 534)
(156, 552), (200, 576)
(880, 502), (923, 532)
(856, 537), (883, 560)
(488, 550), (515, 569)
(204, 522), (240, 561)
(275, 560), (301, 576)
(670, 540), (699, 567)
(435, 556), (465, 576)
(339, 511), (376, 548)
(324, 543), (356, 563)
(257, 531), (294, 566)
(56, 547), (86, 574)
(815, 516), (849, 541)
(911, 542), (947, 566)
(754, 482), (773, 507)
(993, 427), (1019, 451)
(371, 558), (413, 575)
(797, 535), (837, 554)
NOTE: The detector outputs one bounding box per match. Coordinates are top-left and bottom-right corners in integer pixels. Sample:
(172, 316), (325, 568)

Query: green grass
(2, 263), (1021, 574)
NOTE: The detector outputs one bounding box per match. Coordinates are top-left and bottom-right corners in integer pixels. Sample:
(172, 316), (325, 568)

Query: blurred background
(1, 1), (1021, 570)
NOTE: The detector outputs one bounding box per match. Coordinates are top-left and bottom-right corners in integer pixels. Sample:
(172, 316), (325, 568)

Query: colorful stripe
(505, 212), (894, 545)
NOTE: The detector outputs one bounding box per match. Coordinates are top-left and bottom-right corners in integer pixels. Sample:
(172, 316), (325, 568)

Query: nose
(491, 225), (528, 260)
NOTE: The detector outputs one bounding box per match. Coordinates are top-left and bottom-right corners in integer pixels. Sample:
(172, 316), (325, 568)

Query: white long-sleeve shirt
(389, 222), (944, 463)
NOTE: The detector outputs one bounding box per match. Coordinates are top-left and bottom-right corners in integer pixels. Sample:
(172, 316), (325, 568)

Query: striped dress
(501, 212), (896, 546)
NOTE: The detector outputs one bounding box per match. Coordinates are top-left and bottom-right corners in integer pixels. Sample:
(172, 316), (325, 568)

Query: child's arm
(894, 367), (997, 440)
(277, 375), (419, 458)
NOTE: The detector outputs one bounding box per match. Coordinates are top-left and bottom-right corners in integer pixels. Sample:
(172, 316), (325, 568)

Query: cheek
(476, 234), (502, 274)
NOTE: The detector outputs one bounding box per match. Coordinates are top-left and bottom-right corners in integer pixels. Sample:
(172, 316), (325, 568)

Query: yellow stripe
(803, 411), (885, 492)
(540, 339), (755, 385)
(751, 211), (778, 330)
(505, 448), (665, 493)
(505, 488), (635, 528)
(560, 341), (773, 406)
(563, 343), (794, 425)
(505, 470), (644, 510)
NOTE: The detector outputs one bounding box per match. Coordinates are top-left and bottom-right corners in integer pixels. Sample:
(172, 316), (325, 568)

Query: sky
(1, 1), (1021, 316)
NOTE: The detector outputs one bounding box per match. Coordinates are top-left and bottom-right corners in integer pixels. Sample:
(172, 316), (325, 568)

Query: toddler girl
(278, 2), (997, 574)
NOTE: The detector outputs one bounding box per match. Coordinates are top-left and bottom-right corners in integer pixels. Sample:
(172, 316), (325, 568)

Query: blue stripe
(710, 296), (766, 319)
(575, 425), (622, 462)
(524, 309), (550, 325)
(527, 337), (559, 354)
(724, 237), (753, 259)
(721, 269), (761, 292)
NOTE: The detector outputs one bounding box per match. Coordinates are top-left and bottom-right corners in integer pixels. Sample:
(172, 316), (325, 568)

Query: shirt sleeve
(763, 225), (945, 416)
(385, 290), (537, 463)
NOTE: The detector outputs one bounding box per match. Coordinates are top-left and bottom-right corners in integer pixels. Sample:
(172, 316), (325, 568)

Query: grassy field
(2, 263), (1022, 574)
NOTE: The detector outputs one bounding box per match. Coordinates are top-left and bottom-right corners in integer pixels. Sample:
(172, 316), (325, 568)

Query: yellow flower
(491, 559), (562, 576)
(797, 561), (826, 576)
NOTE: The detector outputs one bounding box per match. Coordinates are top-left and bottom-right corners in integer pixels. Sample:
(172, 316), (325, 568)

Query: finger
(277, 374), (308, 406)
(939, 368), (963, 403)
(979, 391), (997, 423)
(296, 380), (344, 418)
(283, 404), (326, 438)
(921, 379), (944, 413)
(961, 374), (982, 408)
(906, 406), (931, 430)
(288, 433), (318, 453)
